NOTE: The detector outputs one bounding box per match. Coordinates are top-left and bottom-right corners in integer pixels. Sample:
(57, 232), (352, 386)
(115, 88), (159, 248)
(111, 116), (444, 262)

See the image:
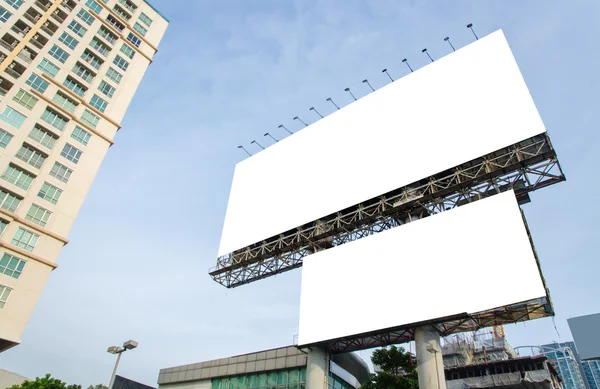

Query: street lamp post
(107, 340), (138, 389)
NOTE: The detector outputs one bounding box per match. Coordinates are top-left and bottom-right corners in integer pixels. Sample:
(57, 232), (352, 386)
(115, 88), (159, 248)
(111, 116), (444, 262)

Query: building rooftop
(143, 0), (170, 22)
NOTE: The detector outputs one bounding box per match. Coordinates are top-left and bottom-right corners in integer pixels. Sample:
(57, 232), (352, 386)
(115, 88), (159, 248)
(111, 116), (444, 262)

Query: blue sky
(1, 0), (599, 386)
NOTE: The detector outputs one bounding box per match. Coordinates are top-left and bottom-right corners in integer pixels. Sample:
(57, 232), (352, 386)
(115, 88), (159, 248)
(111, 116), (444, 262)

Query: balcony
(60, 0), (77, 13)
(33, 0), (51, 12)
(29, 33), (48, 50)
(0, 77), (13, 98)
(118, 0), (137, 13)
(113, 5), (131, 21)
(4, 62), (25, 80)
(23, 9), (42, 25)
(39, 20), (58, 37)
(10, 21), (31, 39)
(0, 34), (19, 53)
(17, 47), (37, 64)
(50, 8), (68, 24)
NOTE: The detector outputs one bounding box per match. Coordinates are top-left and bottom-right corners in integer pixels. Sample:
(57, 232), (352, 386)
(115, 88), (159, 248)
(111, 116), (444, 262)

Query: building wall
(0, 369), (28, 389)
(0, 0), (167, 351)
(582, 360), (600, 389)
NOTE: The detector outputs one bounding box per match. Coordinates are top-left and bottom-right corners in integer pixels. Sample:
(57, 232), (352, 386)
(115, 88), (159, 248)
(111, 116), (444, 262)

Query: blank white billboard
(218, 29), (547, 256)
(297, 191), (547, 346)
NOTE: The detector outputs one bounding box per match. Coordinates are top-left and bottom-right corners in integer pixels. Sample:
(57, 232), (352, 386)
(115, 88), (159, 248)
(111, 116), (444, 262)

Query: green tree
(8, 374), (82, 389)
(360, 346), (419, 389)
(87, 385), (108, 389)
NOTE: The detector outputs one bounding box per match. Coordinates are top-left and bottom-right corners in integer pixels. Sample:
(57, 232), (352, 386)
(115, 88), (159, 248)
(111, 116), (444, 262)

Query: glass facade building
(541, 342), (588, 389)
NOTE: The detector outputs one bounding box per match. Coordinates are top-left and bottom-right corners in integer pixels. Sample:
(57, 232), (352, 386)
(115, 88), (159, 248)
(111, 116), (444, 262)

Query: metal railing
(34, 1), (50, 11)
(23, 13), (41, 25)
(40, 24), (56, 36)
(4, 67), (21, 79)
(10, 25), (29, 38)
(0, 40), (16, 52)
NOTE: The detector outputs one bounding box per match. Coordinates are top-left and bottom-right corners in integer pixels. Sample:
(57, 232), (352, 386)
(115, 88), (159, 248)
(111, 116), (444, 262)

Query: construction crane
(493, 324), (505, 339)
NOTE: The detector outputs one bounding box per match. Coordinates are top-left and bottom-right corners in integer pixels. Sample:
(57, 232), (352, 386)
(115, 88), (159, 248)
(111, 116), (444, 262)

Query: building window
(11, 227), (39, 252)
(0, 219), (6, 235)
(4, 0), (22, 10)
(25, 73), (49, 93)
(67, 20), (87, 37)
(49, 162), (72, 183)
(71, 126), (91, 146)
(139, 12), (152, 27)
(29, 125), (58, 149)
(98, 26), (118, 45)
(120, 43), (135, 59)
(90, 38), (111, 56)
(126, 33), (141, 48)
(52, 92), (78, 113)
(37, 58), (60, 78)
(98, 80), (115, 98)
(1, 165), (34, 190)
(77, 9), (95, 26)
(12, 89), (38, 110)
(0, 285), (12, 308)
(16, 145), (46, 169)
(41, 108), (68, 131)
(113, 55), (129, 71)
(0, 188), (21, 212)
(61, 143), (82, 164)
(105, 67), (122, 84)
(0, 6), (11, 23)
(49, 45), (69, 64)
(81, 109), (99, 128)
(85, 0), (102, 14)
(0, 107), (26, 129)
(26, 204), (51, 227)
(63, 76), (87, 97)
(132, 22), (147, 37)
(0, 253), (25, 279)
(72, 62), (95, 83)
(58, 32), (79, 50)
(90, 94), (107, 112)
(106, 15), (124, 31)
(112, 5), (131, 21)
(81, 49), (103, 70)
(0, 129), (13, 148)
(38, 182), (62, 204)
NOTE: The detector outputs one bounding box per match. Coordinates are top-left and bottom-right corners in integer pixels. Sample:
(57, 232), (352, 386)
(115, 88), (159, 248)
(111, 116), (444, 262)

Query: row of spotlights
(239, 24), (479, 156)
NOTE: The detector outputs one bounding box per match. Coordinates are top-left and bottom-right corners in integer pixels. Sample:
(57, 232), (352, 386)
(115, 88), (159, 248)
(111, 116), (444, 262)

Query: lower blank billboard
(297, 190), (547, 347)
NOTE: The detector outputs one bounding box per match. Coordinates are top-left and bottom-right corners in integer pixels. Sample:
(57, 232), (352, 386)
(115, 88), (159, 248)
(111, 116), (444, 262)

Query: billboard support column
(306, 347), (329, 389)
(415, 326), (447, 389)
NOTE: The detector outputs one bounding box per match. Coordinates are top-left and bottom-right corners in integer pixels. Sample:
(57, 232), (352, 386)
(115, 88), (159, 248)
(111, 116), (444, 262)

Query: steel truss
(210, 133), (565, 288)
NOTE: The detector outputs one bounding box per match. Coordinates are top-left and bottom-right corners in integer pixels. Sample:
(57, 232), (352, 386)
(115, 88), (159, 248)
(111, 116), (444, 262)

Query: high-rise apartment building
(541, 342), (588, 389)
(0, 0), (168, 352)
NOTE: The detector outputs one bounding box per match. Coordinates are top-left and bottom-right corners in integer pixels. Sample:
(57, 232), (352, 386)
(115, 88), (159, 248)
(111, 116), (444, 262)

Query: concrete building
(0, 369), (28, 389)
(157, 346), (370, 389)
(445, 355), (563, 389)
(0, 0), (168, 351)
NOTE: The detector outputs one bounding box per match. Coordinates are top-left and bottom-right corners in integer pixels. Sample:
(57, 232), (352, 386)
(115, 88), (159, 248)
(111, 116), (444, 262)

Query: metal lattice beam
(210, 133), (565, 288)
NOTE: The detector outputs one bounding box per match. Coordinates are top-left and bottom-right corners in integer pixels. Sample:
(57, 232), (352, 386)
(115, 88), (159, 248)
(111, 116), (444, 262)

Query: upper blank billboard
(297, 191), (547, 347)
(218, 29), (547, 256)
(568, 313), (600, 360)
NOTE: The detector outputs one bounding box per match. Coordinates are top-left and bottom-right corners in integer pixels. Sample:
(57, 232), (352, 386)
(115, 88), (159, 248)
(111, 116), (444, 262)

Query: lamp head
(402, 58), (407, 63)
(467, 23), (473, 28)
(309, 107), (315, 111)
(362, 79), (368, 83)
(344, 88), (350, 92)
(263, 133), (269, 136)
(278, 124), (284, 128)
(326, 98), (332, 102)
(293, 116), (299, 120)
(237, 145), (243, 149)
(444, 37), (450, 41)
(382, 68), (387, 73)
(107, 346), (124, 354)
(422, 48), (427, 53)
(123, 340), (138, 350)
(251, 140), (257, 144)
